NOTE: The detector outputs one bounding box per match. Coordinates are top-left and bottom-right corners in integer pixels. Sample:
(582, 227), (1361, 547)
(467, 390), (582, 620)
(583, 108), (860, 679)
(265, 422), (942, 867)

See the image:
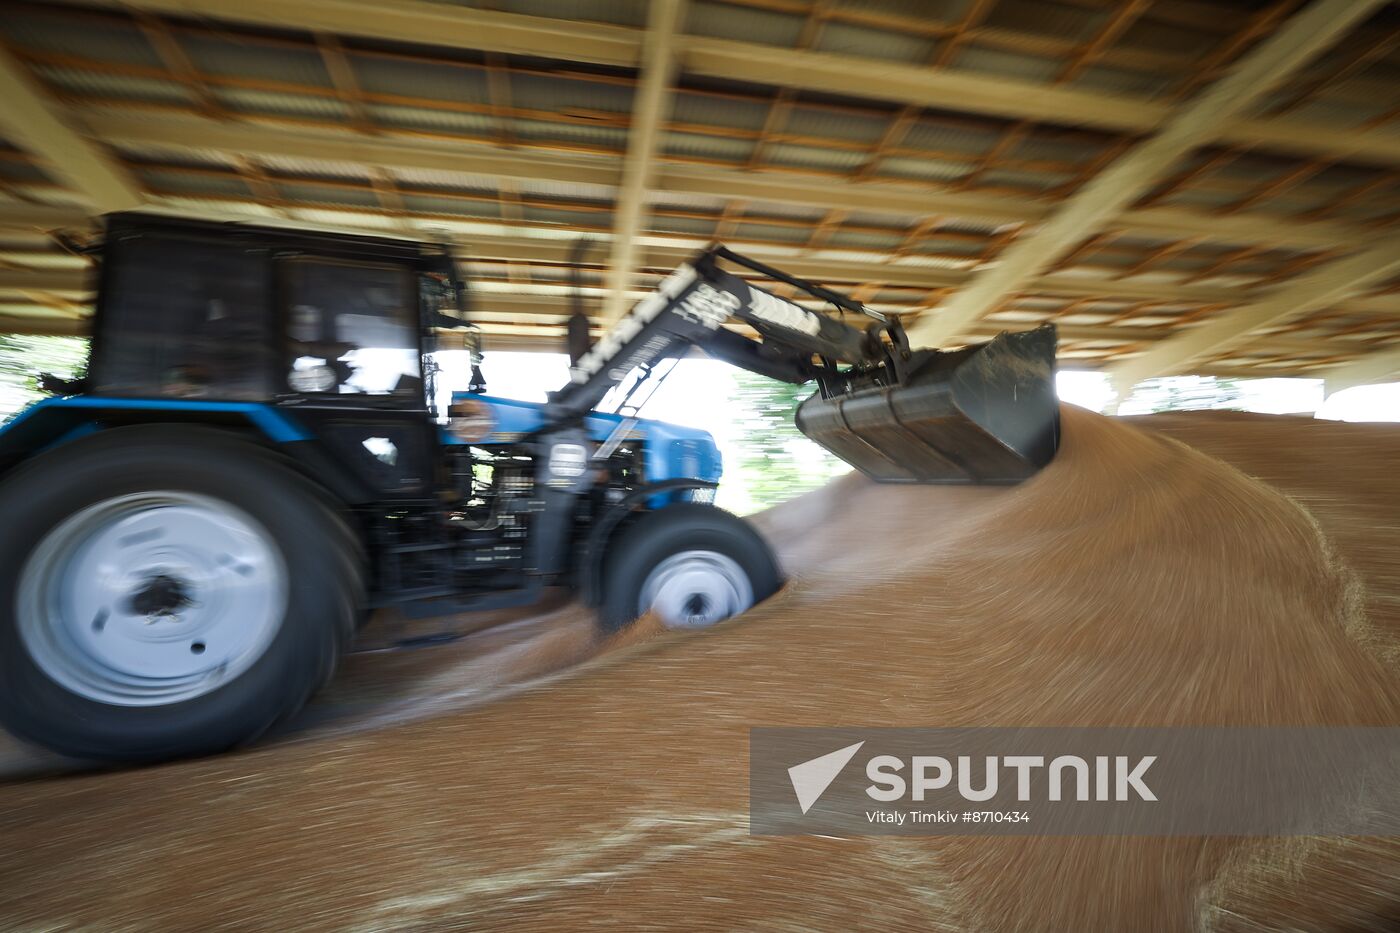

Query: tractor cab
(91, 213), (447, 406)
(10, 214), (454, 508)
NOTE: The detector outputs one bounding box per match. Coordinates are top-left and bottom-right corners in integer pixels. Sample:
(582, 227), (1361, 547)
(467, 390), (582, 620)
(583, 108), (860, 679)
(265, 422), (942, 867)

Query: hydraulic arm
(547, 245), (1061, 484)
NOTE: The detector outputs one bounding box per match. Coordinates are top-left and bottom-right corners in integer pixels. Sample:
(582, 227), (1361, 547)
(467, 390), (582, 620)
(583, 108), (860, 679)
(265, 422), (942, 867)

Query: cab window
(280, 258), (422, 397)
(93, 233), (274, 399)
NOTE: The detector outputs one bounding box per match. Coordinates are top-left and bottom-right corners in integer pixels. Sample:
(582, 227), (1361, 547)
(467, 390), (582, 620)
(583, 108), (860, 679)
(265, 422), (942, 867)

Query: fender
(0, 397), (375, 505)
(576, 477), (719, 607)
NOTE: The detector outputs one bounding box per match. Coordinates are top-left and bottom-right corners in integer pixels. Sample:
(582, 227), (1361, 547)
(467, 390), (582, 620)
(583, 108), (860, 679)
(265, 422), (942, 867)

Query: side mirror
(435, 325), (484, 364)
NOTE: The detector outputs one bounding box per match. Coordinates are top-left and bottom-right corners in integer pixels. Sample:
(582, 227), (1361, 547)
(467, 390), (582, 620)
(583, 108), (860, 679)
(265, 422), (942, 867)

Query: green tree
(0, 335), (89, 420)
(1129, 374), (1244, 413)
(727, 371), (848, 511)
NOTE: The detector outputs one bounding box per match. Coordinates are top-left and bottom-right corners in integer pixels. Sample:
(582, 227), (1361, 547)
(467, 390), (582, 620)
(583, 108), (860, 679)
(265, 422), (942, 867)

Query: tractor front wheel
(599, 503), (781, 634)
(0, 426), (361, 762)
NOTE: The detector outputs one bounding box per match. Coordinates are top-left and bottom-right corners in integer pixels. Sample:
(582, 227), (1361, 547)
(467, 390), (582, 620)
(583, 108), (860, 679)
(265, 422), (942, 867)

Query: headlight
(447, 397), (496, 443)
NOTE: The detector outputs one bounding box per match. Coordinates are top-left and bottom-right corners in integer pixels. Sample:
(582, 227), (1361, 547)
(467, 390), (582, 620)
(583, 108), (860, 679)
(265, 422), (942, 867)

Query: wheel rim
(638, 550), (754, 629)
(17, 492), (287, 707)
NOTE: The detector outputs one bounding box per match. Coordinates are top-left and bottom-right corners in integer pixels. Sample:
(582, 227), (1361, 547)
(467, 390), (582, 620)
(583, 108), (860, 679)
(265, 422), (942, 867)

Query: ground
(0, 408), (1397, 932)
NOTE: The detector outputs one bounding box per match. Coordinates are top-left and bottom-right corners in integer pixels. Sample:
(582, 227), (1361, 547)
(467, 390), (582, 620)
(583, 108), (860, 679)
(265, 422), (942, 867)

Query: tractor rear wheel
(599, 503), (781, 634)
(0, 425), (361, 762)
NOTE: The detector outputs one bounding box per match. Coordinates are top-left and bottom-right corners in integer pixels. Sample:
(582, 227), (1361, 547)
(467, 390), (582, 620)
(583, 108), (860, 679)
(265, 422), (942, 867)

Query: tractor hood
(445, 393), (722, 485)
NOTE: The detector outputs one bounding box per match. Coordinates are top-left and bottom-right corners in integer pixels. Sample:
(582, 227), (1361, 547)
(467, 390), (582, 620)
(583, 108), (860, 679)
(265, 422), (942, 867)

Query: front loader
(0, 214), (1058, 762)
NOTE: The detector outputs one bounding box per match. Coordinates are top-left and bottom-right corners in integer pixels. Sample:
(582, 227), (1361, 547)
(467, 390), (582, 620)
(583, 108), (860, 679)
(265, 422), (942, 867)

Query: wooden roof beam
(1322, 342), (1400, 392)
(1105, 236), (1400, 394)
(0, 44), (143, 212)
(601, 0), (684, 323)
(72, 110), (1378, 252)
(44, 0), (1400, 166)
(907, 0), (1390, 347)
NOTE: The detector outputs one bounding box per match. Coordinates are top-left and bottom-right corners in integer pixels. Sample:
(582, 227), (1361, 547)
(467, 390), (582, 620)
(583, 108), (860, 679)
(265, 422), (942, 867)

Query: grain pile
(0, 406), (1396, 931)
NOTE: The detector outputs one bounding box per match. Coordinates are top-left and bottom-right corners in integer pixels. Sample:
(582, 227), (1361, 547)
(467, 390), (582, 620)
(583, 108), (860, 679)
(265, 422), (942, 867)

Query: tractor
(0, 213), (1059, 761)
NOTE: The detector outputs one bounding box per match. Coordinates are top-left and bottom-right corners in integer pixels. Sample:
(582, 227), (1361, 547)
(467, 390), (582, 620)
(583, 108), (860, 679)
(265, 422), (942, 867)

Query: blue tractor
(0, 214), (1059, 761)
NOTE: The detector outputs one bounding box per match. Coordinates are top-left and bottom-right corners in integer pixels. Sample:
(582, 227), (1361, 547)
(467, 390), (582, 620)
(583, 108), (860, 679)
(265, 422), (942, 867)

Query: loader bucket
(794, 324), (1059, 484)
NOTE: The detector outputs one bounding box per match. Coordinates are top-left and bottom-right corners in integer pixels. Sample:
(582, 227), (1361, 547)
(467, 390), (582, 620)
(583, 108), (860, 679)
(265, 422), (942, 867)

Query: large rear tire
(598, 503), (780, 634)
(0, 426), (361, 762)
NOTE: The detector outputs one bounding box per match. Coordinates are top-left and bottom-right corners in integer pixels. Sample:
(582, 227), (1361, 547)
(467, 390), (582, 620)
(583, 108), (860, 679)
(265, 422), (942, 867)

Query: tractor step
(383, 541), (458, 554)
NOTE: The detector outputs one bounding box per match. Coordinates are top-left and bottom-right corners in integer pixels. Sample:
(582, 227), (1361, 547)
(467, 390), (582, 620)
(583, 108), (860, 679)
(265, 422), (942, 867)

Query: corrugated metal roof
(110, 142), (239, 169)
(917, 237), (989, 259)
(953, 46), (1063, 83)
(1158, 188), (1240, 211)
(815, 21), (936, 63)
(937, 217), (1015, 236)
(661, 132), (754, 163)
(512, 118), (630, 150)
(400, 193), (500, 218)
(249, 155), (372, 180)
(496, 0), (647, 28)
(507, 177), (619, 202)
(683, 1), (805, 47)
(274, 182), (383, 208)
(33, 66), (192, 106)
(649, 214), (718, 236)
(1287, 97), (1394, 128)
(979, 167), (1072, 193)
(215, 88), (350, 120)
(824, 228), (905, 251)
(877, 156), (976, 183)
(985, 0), (1100, 41)
(511, 73), (633, 114)
(762, 142), (869, 172)
(1116, 18), (1219, 58)
(731, 222), (810, 245)
(137, 168), (252, 198)
(836, 0), (965, 20)
(352, 57), (490, 107)
(1014, 134), (1111, 165)
(1, 0), (1396, 376)
(522, 205), (611, 228)
(834, 212), (912, 230)
(784, 106), (891, 145)
(0, 11), (161, 69)
(368, 103), (499, 137)
(880, 253), (972, 271)
(671, 92), (770, 131)
(1068, 64), (1175, 98)
(901, 118), (1005, 156)
(647, 191), (729, 214)
(180, 35), (331, 89)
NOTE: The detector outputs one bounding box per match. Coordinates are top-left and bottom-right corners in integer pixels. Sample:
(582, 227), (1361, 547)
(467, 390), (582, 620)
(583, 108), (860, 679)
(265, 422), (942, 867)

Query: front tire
(599, 503), (781, 634)
(0, 426), (360, 762)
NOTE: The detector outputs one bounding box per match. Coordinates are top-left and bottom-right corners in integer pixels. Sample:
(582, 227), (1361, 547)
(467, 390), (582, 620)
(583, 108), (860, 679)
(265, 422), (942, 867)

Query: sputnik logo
(788, 741), (865, 814)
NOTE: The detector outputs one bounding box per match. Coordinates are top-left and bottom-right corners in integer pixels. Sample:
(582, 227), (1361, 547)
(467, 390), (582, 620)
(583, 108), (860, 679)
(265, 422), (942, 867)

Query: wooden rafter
(958, 0), (1153, 193)
(850, 0), (999, 183)
(1107, 235), (1400, 391)
(72, 108), (1391, 253)
(600, 0), (684, 322)
(907, 0), (1390, 347)
(25, 0), (1400, 166)
(0, 42), (143, 211)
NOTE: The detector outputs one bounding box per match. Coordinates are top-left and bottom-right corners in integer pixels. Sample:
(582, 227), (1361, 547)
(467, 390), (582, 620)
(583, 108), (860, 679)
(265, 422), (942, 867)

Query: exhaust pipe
(794, 325), (1060, 484)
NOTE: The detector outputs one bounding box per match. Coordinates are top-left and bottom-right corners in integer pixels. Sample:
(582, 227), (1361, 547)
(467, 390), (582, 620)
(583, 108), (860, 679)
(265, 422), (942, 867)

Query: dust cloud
(1, 407), (1397, 931)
